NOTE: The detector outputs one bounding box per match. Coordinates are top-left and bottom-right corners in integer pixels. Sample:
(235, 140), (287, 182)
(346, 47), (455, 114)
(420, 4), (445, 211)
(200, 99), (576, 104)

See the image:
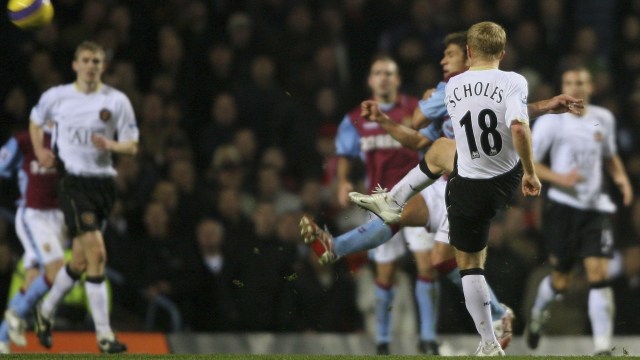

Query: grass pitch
(0, 355), (623, 360)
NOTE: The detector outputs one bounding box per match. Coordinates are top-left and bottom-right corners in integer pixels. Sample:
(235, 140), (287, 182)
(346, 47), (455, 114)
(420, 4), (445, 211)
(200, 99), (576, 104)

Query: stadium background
(0, 0), (639, 355)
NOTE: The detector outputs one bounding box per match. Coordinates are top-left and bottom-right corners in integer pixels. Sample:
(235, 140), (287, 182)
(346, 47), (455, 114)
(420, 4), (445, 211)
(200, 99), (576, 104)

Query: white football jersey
(445, 68), (529, 178)
(30, 83), (139, 177)
(532, 105), (617, 212)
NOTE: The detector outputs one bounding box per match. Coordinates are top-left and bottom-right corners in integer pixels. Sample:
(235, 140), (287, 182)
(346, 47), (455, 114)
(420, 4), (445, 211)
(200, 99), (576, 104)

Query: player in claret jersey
(0, 128), (65, 354)
(301, 56), (441, 355)
(28, 41), (138, 353)
(526, 66), (633, 356)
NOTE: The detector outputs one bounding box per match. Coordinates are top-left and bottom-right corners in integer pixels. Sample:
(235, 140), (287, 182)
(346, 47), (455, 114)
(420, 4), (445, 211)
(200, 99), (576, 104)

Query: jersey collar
(468, 66), (498, 71)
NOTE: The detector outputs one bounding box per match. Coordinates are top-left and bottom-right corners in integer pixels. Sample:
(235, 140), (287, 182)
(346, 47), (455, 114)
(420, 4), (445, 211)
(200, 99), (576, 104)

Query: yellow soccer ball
(8, 0), (54, 30)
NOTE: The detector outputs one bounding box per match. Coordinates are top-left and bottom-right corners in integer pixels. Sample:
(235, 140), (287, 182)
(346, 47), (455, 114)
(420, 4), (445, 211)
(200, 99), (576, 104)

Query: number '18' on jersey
(445, 68), (529, 179)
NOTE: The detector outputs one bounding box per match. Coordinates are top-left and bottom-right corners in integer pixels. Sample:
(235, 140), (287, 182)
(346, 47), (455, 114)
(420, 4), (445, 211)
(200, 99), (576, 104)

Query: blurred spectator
(290, 250), (363, 332)
(225, 202), (297, 331)
(190, 218), (238, 331)
(140, 201), (202, 331)
(197, 93), (241, 170)
(256, 166), (302, 215)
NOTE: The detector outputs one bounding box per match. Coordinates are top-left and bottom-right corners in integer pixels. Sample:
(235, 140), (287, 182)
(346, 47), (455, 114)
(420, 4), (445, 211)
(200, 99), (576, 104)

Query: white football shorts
(420, 178), (450, 244)
(371, 222), (436, 264)
(15, 207), (67, 268)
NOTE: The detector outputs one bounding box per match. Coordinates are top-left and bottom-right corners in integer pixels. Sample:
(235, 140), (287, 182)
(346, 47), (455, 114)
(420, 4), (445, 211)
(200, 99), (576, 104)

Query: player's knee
(417, 266), (437, 279)
(87, 247), (107, 265)
(69, 260), (86, 274)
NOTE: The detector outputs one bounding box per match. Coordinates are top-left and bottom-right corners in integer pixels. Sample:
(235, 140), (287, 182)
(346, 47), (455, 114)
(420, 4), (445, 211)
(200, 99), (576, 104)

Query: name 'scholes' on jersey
(336, 95), (419, 193)
(445, 69), (529, 179)
(30, 83), (139, 177)
(0, 131), (60, 209)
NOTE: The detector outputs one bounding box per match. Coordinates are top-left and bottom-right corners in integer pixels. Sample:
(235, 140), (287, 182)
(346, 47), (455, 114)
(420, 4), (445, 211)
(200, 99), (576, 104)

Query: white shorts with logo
(15, 207), (67, 269)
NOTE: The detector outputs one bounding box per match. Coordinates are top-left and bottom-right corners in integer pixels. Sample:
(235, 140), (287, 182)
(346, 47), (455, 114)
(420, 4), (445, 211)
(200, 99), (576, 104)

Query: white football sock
(589, 286), (614, 352)
(389, 164), (436, 205)
(85, 281), (113, 338)
(41, 267), (77, 319)
(462, 274), (498, 344)
(531, 276), (555, 319)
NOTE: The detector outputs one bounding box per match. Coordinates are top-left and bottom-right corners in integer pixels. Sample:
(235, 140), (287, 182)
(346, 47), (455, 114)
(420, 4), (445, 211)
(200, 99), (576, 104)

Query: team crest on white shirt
(594, 131), (603, 143)
(99, 108), (112, 122)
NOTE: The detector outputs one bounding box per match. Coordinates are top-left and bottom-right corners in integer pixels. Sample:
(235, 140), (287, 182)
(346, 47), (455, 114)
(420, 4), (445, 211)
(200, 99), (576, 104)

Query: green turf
(0, 355), (624, 360)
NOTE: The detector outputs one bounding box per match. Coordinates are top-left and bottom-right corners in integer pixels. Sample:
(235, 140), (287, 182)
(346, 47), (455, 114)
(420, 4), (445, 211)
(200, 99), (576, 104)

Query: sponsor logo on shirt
(360, 134), (403, 151)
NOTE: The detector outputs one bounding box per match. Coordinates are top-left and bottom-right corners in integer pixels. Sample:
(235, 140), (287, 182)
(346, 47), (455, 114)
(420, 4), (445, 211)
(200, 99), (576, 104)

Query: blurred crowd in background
(1, 0), (640, 337)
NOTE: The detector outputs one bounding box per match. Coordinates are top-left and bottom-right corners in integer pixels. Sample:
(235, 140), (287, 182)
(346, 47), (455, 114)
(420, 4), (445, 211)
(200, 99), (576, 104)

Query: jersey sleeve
(0, 137), (22, 178)
(601, 110), (617, 158)
(504, 75), (530, 126)
(419, 122), (442, 141)
(335, 115), (361, 157)
(29, 87), (57, 126)
(531, 116), (555, 162)
(115, 93), (139, 143)
(418, 82), (447, 121)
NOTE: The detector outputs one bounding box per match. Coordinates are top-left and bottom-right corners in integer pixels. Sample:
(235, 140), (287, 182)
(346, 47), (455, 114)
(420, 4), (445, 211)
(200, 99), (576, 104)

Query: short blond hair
(467, 22), (506, 60)
(74, 41), (105, 60)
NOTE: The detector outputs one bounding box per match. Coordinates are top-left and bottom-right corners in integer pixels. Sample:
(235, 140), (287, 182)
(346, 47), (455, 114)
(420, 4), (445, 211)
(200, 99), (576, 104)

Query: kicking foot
(35, 302), (54, 349)
(349, 185), (402, 224)
(4, 310), (26, 347)
(474, 340), (505, 356)
(299, 215), (336, 265)
(492, 304), (514, 350)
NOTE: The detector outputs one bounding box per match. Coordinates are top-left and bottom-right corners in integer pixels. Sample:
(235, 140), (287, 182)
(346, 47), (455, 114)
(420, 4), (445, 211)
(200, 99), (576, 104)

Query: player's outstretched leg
(300, 215), (400, 264)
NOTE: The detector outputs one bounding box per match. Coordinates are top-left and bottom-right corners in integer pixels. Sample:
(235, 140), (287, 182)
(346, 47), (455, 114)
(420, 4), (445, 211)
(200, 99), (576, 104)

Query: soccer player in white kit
(525, 67), (633, 355)
(29, 41), (139, 353)
(353, 21), (541, 355)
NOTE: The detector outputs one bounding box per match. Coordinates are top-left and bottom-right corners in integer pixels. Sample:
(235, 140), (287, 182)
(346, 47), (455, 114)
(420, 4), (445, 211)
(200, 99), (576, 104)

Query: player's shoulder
(100, 84), (129, 100)
(41, 83), (74, 98)
(498, 70), (527, 86)
(587, 104), (613, 118)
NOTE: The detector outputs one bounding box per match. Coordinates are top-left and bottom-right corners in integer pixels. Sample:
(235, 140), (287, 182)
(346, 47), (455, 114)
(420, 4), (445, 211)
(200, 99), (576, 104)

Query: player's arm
(29, 120), (55, 168)
(511, 121), (541, 196)
(413, 85), (446, 129)
(530, 116), (582, 189)
(605, 155), (633, 206)
(335, 115), (361, 207)
(0, 137), (22, 178)
(527, 94), (583, 118)
(533, 162), (582, 189)
(93, 94), (140, 155)
(91, 135), (138, 155)
(371, 111), (432, 150)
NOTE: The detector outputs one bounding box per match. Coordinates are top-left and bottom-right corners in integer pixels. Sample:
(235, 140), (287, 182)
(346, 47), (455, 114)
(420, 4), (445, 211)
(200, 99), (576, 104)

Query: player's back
(445, 68), (529, 179)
